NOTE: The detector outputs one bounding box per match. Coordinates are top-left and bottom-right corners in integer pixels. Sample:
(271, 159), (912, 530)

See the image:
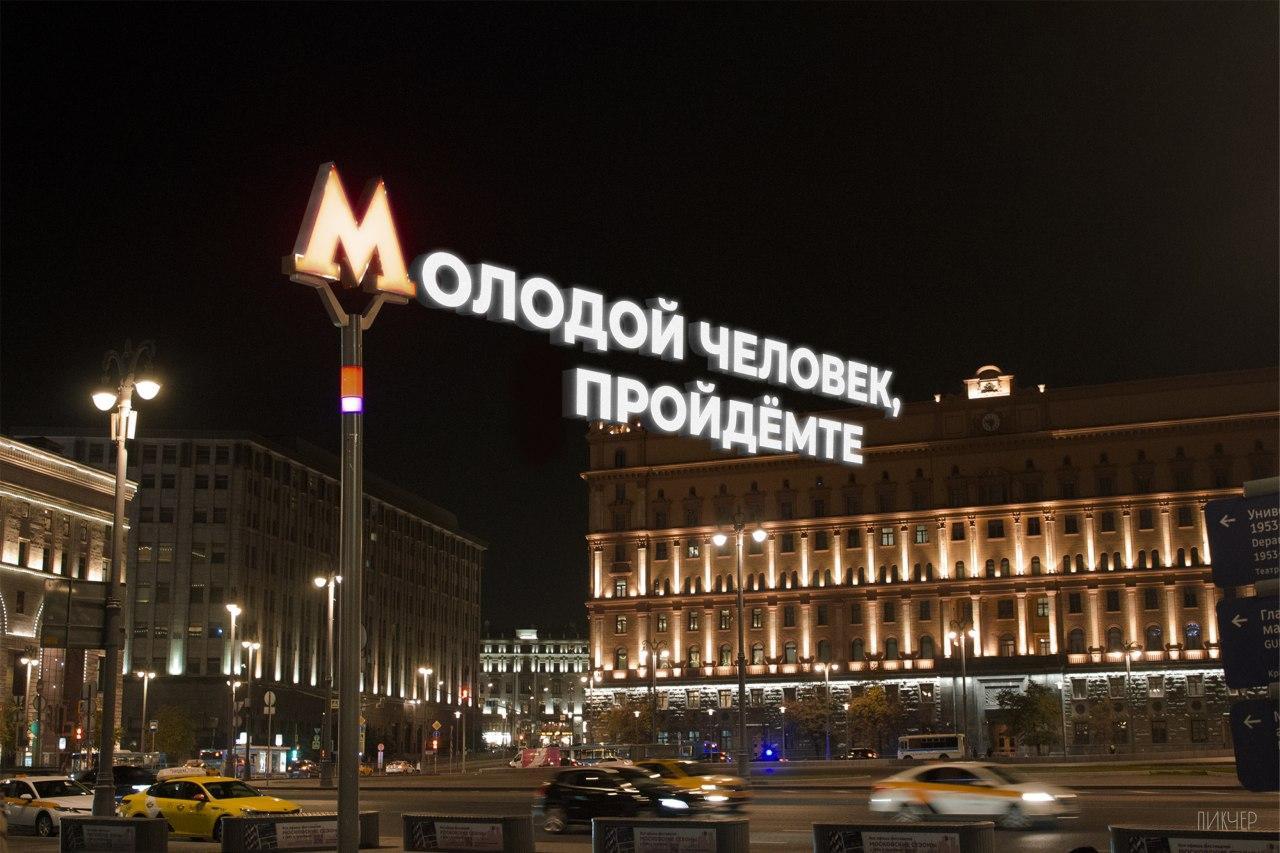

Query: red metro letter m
(284, 162), (414, 298)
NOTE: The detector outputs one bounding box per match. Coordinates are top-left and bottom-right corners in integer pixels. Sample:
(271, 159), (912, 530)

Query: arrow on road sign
(1232, 614), (1248, 628)
(1230, 699), (1279, 792)
(1243, 715), (1260, 729)
(1205, 494), (1280, 587)
(1219, 514), (1237, 528)
(1216, 595), (1280, 689)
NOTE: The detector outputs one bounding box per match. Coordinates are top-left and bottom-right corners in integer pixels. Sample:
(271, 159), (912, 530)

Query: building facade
(582, 367), (1278, 757)
(479, 629), (589, 747)
(24, 431), (483, 763)
(1, 435), (133, 767)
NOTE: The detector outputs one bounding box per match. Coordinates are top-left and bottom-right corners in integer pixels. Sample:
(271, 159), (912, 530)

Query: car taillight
(536, 783), (551, 797)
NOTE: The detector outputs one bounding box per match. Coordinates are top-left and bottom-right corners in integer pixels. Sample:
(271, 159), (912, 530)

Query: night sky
(2, 4), (1275, 636)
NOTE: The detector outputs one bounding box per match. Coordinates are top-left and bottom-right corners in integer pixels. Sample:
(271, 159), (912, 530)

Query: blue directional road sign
(1229, 699), (1279, 792)
(1216, 595), (1280, 689)
(1204, 494), (1280, 587)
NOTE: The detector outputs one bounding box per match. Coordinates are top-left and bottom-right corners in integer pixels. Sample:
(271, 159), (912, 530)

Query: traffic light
(75, 726), (83, 741)
(461, 686), (470, 701)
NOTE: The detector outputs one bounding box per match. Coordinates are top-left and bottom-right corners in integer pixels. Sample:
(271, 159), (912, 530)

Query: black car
(533, 767), (703, 833)
(71, 765), (157, 801)
(843, 748), (879, 760)
(287, 759), (320, 778)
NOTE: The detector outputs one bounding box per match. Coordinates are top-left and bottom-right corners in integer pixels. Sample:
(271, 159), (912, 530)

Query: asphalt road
(6, 787), (1278, 852)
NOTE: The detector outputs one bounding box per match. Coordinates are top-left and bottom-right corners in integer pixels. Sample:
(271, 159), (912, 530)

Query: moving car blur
(634, 759), (750, 810)
(869, 762), (1078, 829)
(533, 766), (707, 833)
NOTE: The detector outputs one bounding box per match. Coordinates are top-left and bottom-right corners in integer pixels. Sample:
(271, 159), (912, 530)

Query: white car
(1, 775), (95, 837)
(385, 760), (418, 774)
(868, 762), (1078, 829)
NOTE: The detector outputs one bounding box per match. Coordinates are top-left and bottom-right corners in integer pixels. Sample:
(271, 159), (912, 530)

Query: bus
(897, 733), (966, 760)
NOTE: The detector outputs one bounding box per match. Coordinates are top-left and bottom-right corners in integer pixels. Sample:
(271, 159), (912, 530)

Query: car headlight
(700, 783), (718, 790)
(659, 798), (689, 810)
(705, 795), (728, 803)
(1022, 792), (1056, 803)
(132, 784), (150, 792)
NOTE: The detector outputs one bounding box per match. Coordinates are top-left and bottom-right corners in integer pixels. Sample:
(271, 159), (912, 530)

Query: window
(1143, 588), (1159, 610)
(987, 519), (1005, 539)
(1138, 508), (1154, 530)
(882, 600), (898, 623)
(783, 642), (798, 664)
(1067, 628), (1085, 653)
(884, 637), (899, 659)
(140, 474), (156, 489)
(997, 599), (1014, 619)
(1176, 506), (1194, 527)
(1108, 675), (1126, 699)
(846, 529), (861, 549)
(187, 624), (203, 639)
(914, 524), (929, 545)
(209, 586), (224, 604)
(1105, 590), (1121, 612)
(1073, 722), (1090, 745)
(1147, 675), (1165, 698)
(212, 508), (227, 524)
(1145, 624), (1163, 649)
(655, 542), (669, 561)
(1100, 512), (1116, 533)
(1026, 517), (1041, 536)
(687, 611), (700, 631)
(719, 609), (731, 630)
(614, 648), (627, 669)
(750, 687), (764, 704)
(153, 625), (169, 639)
(816, 604), (828, 626)
(210, 546), (226, 565)
(214, 475), (228, 490)
(850, 638), (865, 660)
(919, 636), (935, 659)
(1036, 597), (1049, 617)
(614, 616), (627, 634)
(718, 645), (732, 667)
(190, 584), (205, 603)
(136, 584), (151, 604)
(999, 635), (1015, 656)
(850, 603), (862, 625)
(1106, 627), (1123, 653)
(687, 648), (701, 668)
(160, 473), (175, 489)
(1186, 674), (1204, 697)
(137, 543), (154, 562)
(751, 644), (764, 665)
(1150, 719), (1167, 744)
(1071, 678), (1087, 700)
(950, 522), (965, 541)
(140, 507), (155, 523)
(919, 600), (931, 621)
(880, 527), (895, 547)
(780, 533), (795, 553)
(1190, 719), (1208, 743)
(614, 579), (627, 598)
(1184, 622), (1203, 650)
(157, 543), (174, 563)
(656, 613), (668, 633)
(782, 606), (796, 628)
(686, 541), (700, 559)
(1064, 515), (1080, 535)
(1182, 588), (1199, 608)
(751, 608), (763, 629)
(814, 531), (829, 551)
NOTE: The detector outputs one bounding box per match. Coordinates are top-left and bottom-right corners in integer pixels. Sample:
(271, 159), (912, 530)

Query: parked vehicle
(118, 769), (300, 841)
(868, 762), (1078, 829)
(286, 759), (319, 779)
(385, 760), (417, 774)
(533, 767), (702, 833)
(0, 776), (93, 837)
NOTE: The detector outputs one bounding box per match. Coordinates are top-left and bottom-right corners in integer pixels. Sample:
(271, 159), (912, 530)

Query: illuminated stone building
(583, 367), (1278, 756)
(0, 435), (133, 766)
(22, 430), (483, 762)
(479, 629), (590, 747)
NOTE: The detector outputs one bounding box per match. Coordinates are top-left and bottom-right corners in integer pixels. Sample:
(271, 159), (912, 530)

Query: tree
(596, 699), (652, 744)
(0, 700), (22, 763)
(996, 683), (1061, 756)
(846, 687), (907, 755)
(152, 705), (196, 761)
(783, 692), (836, 757)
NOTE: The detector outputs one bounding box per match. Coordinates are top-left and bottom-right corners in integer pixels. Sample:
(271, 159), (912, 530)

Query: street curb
(266, 782), (1244, 794)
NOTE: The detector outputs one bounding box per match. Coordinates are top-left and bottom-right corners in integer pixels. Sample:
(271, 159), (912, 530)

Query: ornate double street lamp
(711, 513), (767, 769)
(641, 640), (669, 746)
(946, 620), (977, 754)
(816, 663), (838, 760)
(241, 641), (261, 779)
(314, 573), (341, 785)
(89, 339), (160, 815)
(135, 671), (156, 753)
(1122, 641), (1143, 754)
(223, 603), (242, 777)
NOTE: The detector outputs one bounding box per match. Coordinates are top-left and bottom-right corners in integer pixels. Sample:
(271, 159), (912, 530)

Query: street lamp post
(314, 574), (340, 786)
(453, 710), (462, 773)
(1055, 679), (1070, 758)
(18, 655), (37, 767)
(242, 641), (260, 779)
(642, 641), (668, 748)
(1123, 642), (1142, 754)
(947, 621), (977, 756)
(842, 702), (851, 755)
(712, 514), (766, 770)
(816, 663), (838, 760)
(224, 604), (241, 777)
(89, 339), (160, 816)
(135, 671), (156, 753)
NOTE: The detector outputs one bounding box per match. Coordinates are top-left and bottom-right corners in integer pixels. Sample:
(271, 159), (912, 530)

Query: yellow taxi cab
(868, 762), (1077, 829)
(633, 759), (750, 809)
(359, 763), (374, 777)
(117, 769), (300, 841)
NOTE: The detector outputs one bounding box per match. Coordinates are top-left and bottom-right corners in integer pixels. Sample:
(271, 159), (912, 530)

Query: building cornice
(0, 436), (131, 499)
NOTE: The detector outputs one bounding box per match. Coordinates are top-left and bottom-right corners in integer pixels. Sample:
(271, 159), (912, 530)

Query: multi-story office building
(1, 435), (133, 766)
(24, 430), (483, 762)
(479, 629), (589, 747)
(582, 366), (1278, 757)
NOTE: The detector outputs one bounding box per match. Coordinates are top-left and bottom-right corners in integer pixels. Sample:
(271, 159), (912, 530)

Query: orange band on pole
(340, 366), (364, 398)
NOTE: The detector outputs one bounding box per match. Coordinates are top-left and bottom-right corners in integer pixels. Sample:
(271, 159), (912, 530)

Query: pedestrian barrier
(592, 817), (749, 853)
(812, 821), (994, 853)
(219, 811), (379, 851)
(58, 816), (168, 852)
(1111, 824), (1279, 851)
(402, 813), (534, 852)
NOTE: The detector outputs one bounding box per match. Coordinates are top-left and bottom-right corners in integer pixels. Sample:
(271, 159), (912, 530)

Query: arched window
(1144, 624), (1162, 650)
(663, 579), (672, 595)
(718, 644), (732, 667)
(890, 565), (899, 583)
(1106, 626), (1123, 653)
(824, 569), (833, 586)
(1184, 622), (1203, 650)
(955, 561), (966, 578)
(1030, 557), (1042, 576)
(614, 449), (627, 468)
(687, 648), (701, 668)
(817, 639), (832, 662)
(1151, 549), (1161, 568)
(758, 572), (767, 590)
(912, 563), (922, 582)
(1103, 553), (1113, 571)
(782, 573), (791, 590)
(693, 577), (703, 594)
(1075, 554), (1085, 572)
(614, 647), (628, 669)
(683, 578), (692, 594)
(851, 638), (865, 661)
(1137, 550), (1147, 569)
(999, 558), (1010, 577)
(726, 574), (736, 592)
(984, 559), (996, 578)
(1190, 547), (1202, 566)
(1114, 551), (1123, 570)
(1062, 555), (1072, 573)
(1068, 628), (1085, 653)
(715, 576), (724, 593)
(924, 563), (935, 581)
(919, 635), (935, 659)
(751, 643), (764, 665)
(783, 641), (798, 664)
(878, 565), (889, 584)
(858, 566), (868, 585)
(999, 635), (1015, 656)
(884, 638), (899, 659)
(790, 570), (799, 588)
(1177, 548), (1187, 567)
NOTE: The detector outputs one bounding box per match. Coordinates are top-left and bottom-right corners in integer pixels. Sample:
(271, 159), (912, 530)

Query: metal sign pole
(338, 312), (364, 851)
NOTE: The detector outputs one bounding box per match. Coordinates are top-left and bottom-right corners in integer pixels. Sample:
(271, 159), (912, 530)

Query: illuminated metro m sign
(285, 164), (904, 466)
(284, 163), (414, 298)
